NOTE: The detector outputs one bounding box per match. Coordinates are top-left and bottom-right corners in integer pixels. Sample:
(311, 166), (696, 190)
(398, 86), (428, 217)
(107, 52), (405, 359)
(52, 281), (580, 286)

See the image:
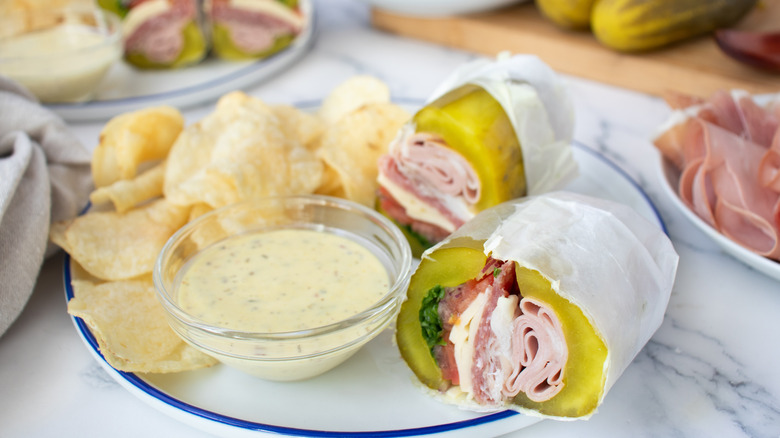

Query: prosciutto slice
(654, 90), (780, 260)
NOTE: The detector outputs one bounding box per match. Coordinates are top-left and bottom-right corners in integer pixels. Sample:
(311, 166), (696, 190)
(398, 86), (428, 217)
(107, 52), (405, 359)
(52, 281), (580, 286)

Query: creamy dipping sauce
(0, 23), (120, 102)
(176, 228), (390, 332)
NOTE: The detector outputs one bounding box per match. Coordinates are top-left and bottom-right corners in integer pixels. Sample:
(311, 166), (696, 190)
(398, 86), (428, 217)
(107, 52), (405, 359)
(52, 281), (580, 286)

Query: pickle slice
(125, 22), (207, 69)
(413, 84), (526, 212)
(211, 24), (295, 61)
(396, 245), (486, 390)
(512, 267), (607, 418)
(97, 0), (129, 18)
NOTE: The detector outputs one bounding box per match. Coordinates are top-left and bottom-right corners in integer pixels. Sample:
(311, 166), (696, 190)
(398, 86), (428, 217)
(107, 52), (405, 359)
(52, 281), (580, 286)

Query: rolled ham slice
(504, 297), (568, 403)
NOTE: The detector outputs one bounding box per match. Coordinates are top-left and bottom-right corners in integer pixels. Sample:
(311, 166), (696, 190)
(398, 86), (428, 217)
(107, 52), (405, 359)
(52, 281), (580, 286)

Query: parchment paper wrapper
(426, 53), (578, 195)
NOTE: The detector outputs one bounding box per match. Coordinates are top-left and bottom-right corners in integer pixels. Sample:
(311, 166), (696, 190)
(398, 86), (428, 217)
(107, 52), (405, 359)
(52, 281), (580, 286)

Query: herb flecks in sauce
(177, 229), (389, 332)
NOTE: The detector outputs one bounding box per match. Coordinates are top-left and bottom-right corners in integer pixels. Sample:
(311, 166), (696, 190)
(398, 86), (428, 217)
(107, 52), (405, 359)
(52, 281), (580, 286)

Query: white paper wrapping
(425, 53), (578, 195)
(423, 191), (679, 417)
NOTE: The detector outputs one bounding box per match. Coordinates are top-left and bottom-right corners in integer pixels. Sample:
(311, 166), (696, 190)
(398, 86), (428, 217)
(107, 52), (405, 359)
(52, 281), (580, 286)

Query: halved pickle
(511, 267), (607, 418)
(211, 25), (295, 61)
(124, 21), (207, 69)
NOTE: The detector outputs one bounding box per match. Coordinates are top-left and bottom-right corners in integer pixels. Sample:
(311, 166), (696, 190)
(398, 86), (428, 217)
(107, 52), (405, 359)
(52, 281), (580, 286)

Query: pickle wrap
(101, 0), (208, 69)
(396, 191), (679, 419)
(205, 0), (304, 61)
(376, 54), (577, 254)
(426, 53), (577, 196)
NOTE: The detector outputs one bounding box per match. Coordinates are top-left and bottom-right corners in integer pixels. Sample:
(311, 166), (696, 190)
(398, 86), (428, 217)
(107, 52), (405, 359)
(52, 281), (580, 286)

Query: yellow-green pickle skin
(397, 245), (609, 418)
(211, 25), (296, 61)
(413, 84), (527, 212)
(124, 22), (208, 69)
(397, 245), (486, 390)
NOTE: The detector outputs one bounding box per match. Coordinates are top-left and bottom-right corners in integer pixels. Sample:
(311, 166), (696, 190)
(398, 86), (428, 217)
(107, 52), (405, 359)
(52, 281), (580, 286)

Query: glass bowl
(0, 4), (121, 103)
(154, 195), (412, 381)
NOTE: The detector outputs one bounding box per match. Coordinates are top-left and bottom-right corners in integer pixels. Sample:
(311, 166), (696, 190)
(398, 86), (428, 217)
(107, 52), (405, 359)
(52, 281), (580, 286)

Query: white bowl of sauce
(154, 195), (413, 381)
(0, 5), (121, 103)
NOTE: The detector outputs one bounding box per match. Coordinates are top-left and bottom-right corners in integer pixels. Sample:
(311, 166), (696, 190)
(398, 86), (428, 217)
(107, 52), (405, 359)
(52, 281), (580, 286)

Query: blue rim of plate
(62, 138), (666, 437)
(45, 0), (316, 111)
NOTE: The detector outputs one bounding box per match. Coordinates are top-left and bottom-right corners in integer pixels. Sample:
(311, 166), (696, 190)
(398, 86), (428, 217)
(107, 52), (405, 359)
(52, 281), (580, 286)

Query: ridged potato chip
(67, 272), (217, 373)
(164, 92), (323, 209)
(316, 102), (410, 206)
(317, 75), (392, 124)
(89, 162), (166, 213)
(272, 104), (326, 149)
(52, 199), (190, 281)
(92, 106), (183, 188)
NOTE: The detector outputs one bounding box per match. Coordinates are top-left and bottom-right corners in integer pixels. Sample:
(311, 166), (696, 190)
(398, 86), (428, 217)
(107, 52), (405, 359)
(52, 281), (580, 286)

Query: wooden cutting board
(371, 1), (780, 97)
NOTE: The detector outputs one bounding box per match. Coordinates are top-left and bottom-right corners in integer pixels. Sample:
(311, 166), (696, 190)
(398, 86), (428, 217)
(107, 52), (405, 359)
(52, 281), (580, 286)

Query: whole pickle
(535, 0), (598, 30)
(592, 0), (758, 52)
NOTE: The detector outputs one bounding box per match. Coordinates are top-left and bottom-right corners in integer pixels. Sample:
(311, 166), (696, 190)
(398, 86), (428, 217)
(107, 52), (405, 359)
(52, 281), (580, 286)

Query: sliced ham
(433, 257), (568, 405)
(376, 127), (480, 244)
(503, 298), (567, 402)
(654, 90), (780, 261)
(123, 0), (195, 64)
(396, 133), (480, 204)
(208, 0), (301, 55)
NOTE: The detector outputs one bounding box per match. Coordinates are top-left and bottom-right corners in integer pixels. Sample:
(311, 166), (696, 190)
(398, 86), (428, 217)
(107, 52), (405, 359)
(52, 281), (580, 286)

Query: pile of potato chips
(51, 77), (410, 374)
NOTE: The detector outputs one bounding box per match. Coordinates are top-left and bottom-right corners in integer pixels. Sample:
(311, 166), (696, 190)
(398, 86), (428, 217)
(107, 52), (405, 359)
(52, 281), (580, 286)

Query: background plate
(46, 0), (314, 122)
(657, 155), (780, 282)
(64, 142), (664, 437)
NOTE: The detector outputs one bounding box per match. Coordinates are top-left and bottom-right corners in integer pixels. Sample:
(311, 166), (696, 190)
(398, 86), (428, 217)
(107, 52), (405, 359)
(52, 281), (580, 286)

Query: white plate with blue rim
(46, 0), (315, 123)
(63, 137), (664, 438)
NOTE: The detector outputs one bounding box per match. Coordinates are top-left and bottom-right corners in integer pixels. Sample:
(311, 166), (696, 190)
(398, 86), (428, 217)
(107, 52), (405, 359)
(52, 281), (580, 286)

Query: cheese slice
(448, 290), (488, 396)
(378, 171), (458, 233)
(122, 0), (171, 39)
(229, 0), (303, 29)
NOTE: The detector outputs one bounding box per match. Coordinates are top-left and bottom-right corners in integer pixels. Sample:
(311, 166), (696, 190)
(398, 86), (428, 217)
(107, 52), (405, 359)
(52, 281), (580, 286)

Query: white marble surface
(2, 1), (780, 437)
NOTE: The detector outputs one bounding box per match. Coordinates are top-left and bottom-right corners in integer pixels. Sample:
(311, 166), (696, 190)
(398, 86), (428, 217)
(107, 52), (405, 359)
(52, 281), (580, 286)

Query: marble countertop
(1, 1), (779, 437)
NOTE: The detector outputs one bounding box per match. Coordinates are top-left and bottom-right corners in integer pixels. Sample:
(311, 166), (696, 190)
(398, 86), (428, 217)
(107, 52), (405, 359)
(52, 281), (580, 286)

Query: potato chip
(314, 165), (346, 199)
(315, 102), (409, 206)
(272, 104), (326, 149)
(89, 162), (166, 213)
(164, 92), (322, 209)
(67, 273), (217, 373)
(188, 202), (214, 222)
(317, 75), (391, 125)
(57, 198), (190, 281)
(92, 106), (183, 188)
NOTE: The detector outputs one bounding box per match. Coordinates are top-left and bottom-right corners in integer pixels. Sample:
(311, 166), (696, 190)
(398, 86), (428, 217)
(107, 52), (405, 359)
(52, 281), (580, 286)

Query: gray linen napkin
(0, 76), (92, 337)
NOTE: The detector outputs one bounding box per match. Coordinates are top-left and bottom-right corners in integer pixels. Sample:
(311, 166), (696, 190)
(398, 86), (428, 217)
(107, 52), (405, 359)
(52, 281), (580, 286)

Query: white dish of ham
(653, 89), (780, 282)
(45, 0), (314, 122)
(64, 141), (665, 437)
(658, 155), (780, 282)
